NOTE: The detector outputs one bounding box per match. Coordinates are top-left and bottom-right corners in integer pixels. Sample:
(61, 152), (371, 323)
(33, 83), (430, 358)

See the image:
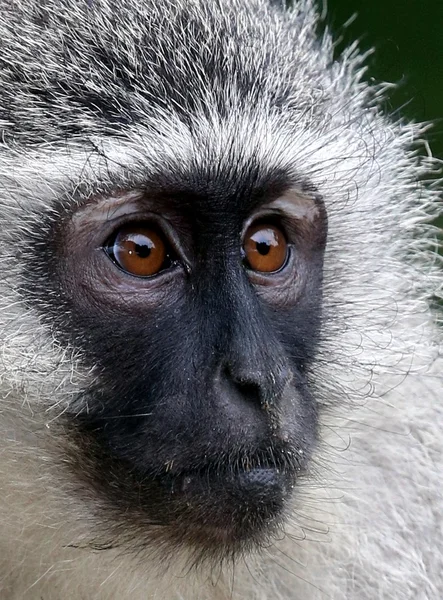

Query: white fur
(0, 0), (441, 598)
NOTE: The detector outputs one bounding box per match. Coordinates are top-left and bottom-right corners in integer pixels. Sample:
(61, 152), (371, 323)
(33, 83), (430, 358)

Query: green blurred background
(325, 0), (443, 230)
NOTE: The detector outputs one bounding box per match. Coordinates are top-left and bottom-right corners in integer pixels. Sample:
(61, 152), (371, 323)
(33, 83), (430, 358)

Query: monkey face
(24, 164), (327, 558)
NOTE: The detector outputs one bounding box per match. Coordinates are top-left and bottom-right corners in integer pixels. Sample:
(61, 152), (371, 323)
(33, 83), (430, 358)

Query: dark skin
(24, 165), (327, 559)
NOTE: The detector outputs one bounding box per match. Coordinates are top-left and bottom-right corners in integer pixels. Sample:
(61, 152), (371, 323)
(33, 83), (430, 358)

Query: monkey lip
(157, 449), (300, 506)
(158, 465), (296, 540)
(176, 465), (293, 495)
(157, 465), (297, 547)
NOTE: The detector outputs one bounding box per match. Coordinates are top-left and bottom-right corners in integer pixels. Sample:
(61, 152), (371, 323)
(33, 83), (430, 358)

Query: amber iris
(109, 224), (167, 277)
(243, 223), (288, 273)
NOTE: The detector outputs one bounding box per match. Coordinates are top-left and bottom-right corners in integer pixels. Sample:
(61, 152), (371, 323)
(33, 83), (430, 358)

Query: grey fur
(0, 0), (441, 598)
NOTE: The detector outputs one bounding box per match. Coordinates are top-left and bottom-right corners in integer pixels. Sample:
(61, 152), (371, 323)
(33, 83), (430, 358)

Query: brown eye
(243, 223), (288, 273)
(105, 223), (172, 277)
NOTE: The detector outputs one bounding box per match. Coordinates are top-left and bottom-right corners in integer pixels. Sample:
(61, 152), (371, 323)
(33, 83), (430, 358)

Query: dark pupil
(135, 242), (151, 258)
(126, 233), (154, 258)
(256, 241), (270, 256)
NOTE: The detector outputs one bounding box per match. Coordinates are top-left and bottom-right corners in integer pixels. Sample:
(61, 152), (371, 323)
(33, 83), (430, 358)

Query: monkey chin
(157, 465), (296, 557)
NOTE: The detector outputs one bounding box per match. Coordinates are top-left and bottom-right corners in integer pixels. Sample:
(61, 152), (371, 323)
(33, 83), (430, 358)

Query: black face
(26, 165), (327, 560)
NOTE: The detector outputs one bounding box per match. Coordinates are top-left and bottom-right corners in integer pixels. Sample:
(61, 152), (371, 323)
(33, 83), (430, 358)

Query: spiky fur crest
(0, 0), (441, 598)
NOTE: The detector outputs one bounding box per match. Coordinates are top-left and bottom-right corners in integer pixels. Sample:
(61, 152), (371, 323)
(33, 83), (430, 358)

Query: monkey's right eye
(104, 223), (175, 278)
(243, 223), (289, 273)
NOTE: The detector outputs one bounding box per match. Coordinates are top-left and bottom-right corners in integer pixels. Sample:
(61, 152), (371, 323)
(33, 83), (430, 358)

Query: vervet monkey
(0, 0), (441, 598)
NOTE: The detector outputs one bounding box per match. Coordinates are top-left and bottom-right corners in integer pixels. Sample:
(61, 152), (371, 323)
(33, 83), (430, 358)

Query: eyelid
(241, 210), (289, 242)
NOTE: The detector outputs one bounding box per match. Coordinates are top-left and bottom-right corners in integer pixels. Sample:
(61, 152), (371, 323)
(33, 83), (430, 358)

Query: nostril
(235, 380), (262, 404)
(220, 364), (263, 407)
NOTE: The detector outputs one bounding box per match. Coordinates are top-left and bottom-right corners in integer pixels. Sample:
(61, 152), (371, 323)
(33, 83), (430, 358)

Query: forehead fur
(0, 0), (327, 141)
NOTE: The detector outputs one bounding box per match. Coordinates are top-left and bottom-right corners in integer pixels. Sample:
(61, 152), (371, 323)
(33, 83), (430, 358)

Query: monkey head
(0, 0), (440, 587)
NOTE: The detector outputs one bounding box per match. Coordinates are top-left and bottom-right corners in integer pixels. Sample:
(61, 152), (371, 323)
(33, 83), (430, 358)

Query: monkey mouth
(160, 463), (295, 498)
(153, 462), (298, 550)
(67, 420), (303, 554)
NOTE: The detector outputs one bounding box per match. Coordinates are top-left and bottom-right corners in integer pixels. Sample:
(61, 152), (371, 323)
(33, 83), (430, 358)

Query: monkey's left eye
(104, 223), (175, 277)
(243, 223), (289, 273)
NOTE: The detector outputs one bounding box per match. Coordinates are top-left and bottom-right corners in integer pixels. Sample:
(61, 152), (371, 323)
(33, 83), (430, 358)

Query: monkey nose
(217, 360), (293, 408)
